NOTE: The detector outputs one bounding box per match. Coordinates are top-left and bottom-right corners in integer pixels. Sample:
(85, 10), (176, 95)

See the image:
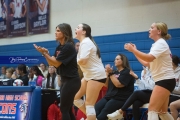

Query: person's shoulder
(82, 37), (91, 43)
(65, 42), (76, 51)
(65, 42), (74, 47)
(123, 68), (130, 72)
(157, 38), (167, 44)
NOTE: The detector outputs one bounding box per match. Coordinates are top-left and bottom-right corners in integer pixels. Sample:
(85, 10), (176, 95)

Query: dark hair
(46, 72), (56, 89)
(56, 23), (74, 45)
(82, 23), (101, 58)
(31, 66), (44, 77)
(17, 64), (27, 74)
(39, 62), (46, 67)
(172, 55), (180, 66)
(117, 53), (131, 69)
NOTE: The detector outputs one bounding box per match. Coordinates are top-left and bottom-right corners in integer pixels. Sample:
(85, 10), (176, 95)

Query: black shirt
(54, 42), (79, 78)
(18, 74), (29, 86)
(105, 68), (134, 101)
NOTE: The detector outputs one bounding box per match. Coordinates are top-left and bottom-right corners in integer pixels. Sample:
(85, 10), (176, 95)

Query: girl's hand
(124, 43), (136, 52)
(105, 64), (113, 74)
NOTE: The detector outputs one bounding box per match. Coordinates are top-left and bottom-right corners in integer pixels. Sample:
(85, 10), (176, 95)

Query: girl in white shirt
(169, 55), (180, 120)
(124, 22), (175, 120)
(42, 66), (60, 90)
(74, 23), (106, 120)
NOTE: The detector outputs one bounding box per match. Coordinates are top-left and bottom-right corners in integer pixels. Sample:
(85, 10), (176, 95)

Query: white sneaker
(107, 110), (124, 120)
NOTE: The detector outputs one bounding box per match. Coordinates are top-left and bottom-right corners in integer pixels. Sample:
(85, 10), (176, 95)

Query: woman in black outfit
(95, 53), (134, 120)
(33, 23), (81, 120)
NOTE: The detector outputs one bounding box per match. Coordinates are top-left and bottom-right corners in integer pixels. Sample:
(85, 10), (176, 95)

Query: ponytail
(164, 34), (171, 40)
(82, 23), (101, 58)
(89, 36), (101, 58)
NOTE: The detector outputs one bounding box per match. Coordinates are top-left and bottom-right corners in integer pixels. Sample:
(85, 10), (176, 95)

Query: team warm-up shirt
(149, 38), (175, 82)
(105, 68), (134, 101)
(38, 0), (48, 15)
(77, 37), (106, 80)
(55, 42), (79, 78)
(14, 0), (25, 18)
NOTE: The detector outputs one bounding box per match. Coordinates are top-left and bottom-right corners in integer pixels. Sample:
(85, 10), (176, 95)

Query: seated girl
(107, 66), (154, 120)
(42, 66), (60, 90)
(95, 53), (135, 120)
(31, 65), (44, 87)
(4, 67), (15, 86)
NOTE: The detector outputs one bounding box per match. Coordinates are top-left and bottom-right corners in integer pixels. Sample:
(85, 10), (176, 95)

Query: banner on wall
(0, 56), (46, 64)
(0, 0), (8, 38)
(7, 0), (27, 37)
(0, 92), (32, 120)
(28, 0), (49, 35)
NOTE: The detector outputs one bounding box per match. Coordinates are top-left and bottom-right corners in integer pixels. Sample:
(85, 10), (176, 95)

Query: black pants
(121, 90), (152, 120)
(60, 76), (81, 120)
(95, 98), (126, 120)
(169, 95), (180, 105)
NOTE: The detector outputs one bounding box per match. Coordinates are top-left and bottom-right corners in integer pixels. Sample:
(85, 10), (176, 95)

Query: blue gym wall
(0, 28), (179, 77)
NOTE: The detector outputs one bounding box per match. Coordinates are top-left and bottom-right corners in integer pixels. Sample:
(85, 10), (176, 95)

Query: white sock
(159, 113), (174, 120)
(148, 111), (159, 120)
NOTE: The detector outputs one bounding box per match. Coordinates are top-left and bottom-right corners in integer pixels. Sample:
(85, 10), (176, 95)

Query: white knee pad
(86, 105), (96, 116)
(73, 99), (84, 108)
(148, 111), (159, 120)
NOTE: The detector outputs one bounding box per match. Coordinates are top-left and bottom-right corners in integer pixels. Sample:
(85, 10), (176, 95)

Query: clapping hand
(33, 44), (49, 54)
(124, 43), (136, 52)
(105, 64), (113, 74)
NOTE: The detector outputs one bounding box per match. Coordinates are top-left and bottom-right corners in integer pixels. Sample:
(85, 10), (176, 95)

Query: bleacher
(0, 28), (180, 78)
(95, 28), (180, 77)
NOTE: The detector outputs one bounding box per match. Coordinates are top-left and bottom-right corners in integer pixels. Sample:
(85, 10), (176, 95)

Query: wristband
(42, 51), (49, 56)
(42, 52), (47, 56)
(108, 72), (115, 77)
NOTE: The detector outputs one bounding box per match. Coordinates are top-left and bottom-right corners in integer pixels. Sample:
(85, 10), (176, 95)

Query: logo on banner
(19, 103), (28, 119)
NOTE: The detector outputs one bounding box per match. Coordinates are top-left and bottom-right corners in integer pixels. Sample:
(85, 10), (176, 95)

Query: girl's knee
(170, 101), (178, 109)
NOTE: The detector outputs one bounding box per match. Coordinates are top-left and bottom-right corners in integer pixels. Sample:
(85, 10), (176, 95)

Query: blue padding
(99, 44), (110, 53)
(0, 40), (57, 53)
(0, 86), (34, 92)
(98, 40), (153, 54)
(101, 52), (139, 62)
(94, 36), (104, 44)
(170, 29), (180, 38)
(167, 38), (180, 48)
(29, 87), (41, 120)
(109, 43), (124, 52)
(135, 32), (149, 40)
(130, 61), (142, 71)
(171, 48), (180, 57)
(101, 53), (110, 62)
